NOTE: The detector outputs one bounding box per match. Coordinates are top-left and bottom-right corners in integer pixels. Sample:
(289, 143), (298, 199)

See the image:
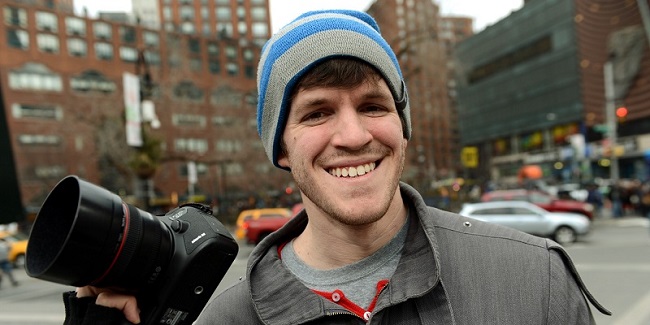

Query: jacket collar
(245, 182), (445, 324)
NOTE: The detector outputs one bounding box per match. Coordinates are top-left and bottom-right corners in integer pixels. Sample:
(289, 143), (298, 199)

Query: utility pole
(603, 61), (619, 181)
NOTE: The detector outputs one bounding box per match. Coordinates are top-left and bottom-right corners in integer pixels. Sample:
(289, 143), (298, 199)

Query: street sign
(461, 146), (479, 168)
(593, 124), (609, 133)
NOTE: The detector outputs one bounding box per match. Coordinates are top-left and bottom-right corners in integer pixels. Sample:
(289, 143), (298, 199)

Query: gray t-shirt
(281, 216), (409, 309)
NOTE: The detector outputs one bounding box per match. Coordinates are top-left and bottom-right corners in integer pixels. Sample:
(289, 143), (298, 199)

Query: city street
(0, 216), (647, 325)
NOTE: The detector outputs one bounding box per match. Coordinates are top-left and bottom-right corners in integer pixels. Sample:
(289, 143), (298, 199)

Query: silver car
(459, 201), (590, 245)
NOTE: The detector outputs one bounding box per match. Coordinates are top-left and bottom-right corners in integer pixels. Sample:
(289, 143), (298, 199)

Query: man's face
(278, 77), (407, 226)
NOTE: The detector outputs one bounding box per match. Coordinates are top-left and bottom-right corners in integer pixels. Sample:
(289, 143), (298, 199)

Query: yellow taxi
(234, 208), (291, 240)
(0, 231), (28, 268)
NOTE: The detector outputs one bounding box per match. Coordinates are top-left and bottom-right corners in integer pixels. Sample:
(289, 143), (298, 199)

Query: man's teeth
(329, 162), (376, 177)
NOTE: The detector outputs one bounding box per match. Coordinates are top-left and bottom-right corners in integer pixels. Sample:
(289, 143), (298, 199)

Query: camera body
(25, 176), (239, 325)
(139, 203), (238, 324)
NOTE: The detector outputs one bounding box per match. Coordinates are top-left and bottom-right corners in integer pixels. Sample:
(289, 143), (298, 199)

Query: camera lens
(26, 175), (173, 290)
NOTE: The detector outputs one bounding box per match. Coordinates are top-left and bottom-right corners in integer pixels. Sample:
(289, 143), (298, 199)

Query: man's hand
(76, 286), (141, 324)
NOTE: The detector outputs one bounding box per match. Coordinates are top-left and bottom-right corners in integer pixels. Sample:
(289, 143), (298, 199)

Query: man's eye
(363, 105), (388, 114)
(303, 111), (327, 122)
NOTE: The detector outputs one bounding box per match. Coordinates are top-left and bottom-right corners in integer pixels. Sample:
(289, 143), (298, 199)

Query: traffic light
(616, 106), (627, 122)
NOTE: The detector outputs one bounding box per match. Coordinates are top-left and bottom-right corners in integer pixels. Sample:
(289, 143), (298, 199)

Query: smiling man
(64, 9), (610, 325)
(198, 9), (610, 324)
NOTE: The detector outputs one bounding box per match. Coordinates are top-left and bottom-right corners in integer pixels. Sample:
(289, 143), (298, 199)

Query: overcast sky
(74, 0), (523, 33)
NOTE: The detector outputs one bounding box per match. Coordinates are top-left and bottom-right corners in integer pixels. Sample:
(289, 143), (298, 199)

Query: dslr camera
(26, 175), (239, 325)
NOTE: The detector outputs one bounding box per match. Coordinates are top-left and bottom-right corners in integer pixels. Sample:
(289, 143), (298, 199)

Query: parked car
(481, 189), (594, 220)
(234, 208), (292, 244)
(0, 231), (28, 268)
(459, 201), (591, 245)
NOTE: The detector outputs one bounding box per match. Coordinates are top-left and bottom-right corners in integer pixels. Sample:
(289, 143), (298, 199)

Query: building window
(251, 7), (266, 21)
(181, 22), (195, 34)
(174, 138), (208, 154)
(36, 34), (60, 53)
(217, 23), (233, 38)
(6, 29), (28, 49)
(172, 114), (206, 127)
(8, 63), (63, 92)
(33, 165), (66, 179)
(67, 38), (87, 57)
(120, 26), (136, 43)
(211, 87), (242, 106)
(201, 6), (209, 19)
(3, 7), (27, 27)
(212, 116), (236, 126)
(226, 63), (239, 76)
(180, 6), (195, 20)
(163, 6), (172, 20)
(252, 22), (268, 38)
(143, 31), (159, 47)
(145, 51), (161, 66)
(120, 46), (138, 62)
(12, 103), (62, 120)
(70, 70), (116, 93)
(65, 17), (86, 36)
(207, 42), (219, 56)
(208, 60), (220, 74)
(174, 81), (204, 101)
(250, 0), (266, 4)
(216, 139), (241, 153)
(238, 21), (247, 35)
(216, 7), (231, 20)
(95, 42), (113, 60)
(225, 45), (237, 59)
(236, 7), (246, 20)
(244, 65), (254, 79)
(36, 12), (58, 32)
(188, 38), (201, 53)
(243, 48), (253, 62)
(93, 22), (112, 40)
(203, 23), (210, 35)
(18, 134), (61, 146)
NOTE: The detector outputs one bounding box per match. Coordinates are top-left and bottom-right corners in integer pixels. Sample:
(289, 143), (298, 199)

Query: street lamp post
(128, 49), (161, 212)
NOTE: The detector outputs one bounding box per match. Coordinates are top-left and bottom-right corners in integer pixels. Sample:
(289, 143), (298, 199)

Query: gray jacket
(197, 183), (610, 324)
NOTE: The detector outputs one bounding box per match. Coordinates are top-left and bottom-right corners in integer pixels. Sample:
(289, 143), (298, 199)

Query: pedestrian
(585, 182), (604, 218)
(62, 9), (610, 324)
(0, 238), (19, 288)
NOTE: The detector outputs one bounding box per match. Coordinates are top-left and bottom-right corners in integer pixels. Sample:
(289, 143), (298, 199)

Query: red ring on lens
(92, 202), (130, 284)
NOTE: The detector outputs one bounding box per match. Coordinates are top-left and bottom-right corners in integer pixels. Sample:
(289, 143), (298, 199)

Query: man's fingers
(96, 291), (141, 324)
(75, 286), (100, 298)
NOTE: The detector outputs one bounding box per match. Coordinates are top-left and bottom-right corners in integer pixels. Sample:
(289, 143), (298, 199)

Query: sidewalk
(592, 214), (650, 228)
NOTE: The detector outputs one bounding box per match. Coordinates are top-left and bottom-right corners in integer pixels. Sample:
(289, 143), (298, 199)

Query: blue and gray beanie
(257, 9), (411, 170)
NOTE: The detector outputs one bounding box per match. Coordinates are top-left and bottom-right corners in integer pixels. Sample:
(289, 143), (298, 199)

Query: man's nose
(330, 109), (372, 149)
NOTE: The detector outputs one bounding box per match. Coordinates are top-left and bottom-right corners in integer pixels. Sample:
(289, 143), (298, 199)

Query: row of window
(4, 6), (264, 73)
(8, 69), (257, 101)
(3, 4), (268, 41)
(6, 31), (256, 78)
(16, 130), (243, 158)
(159, 0), (269, 39)
(11, 104), (251, 131)
(5, 7), (159, 45)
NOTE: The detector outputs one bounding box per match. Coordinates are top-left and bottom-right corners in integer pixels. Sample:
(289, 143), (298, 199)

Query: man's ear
(278, 153), (290, 169)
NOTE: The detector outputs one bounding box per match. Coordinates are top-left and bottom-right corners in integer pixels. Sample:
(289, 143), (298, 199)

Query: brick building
(0, 0), (294, 223)
(368, 0), (467, 194)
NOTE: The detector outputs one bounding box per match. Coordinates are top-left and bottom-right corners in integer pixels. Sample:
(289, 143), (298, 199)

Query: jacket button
(464, 221), (472, 227)
(364, 311), (371, 320)
(332, 292), (341, 302)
